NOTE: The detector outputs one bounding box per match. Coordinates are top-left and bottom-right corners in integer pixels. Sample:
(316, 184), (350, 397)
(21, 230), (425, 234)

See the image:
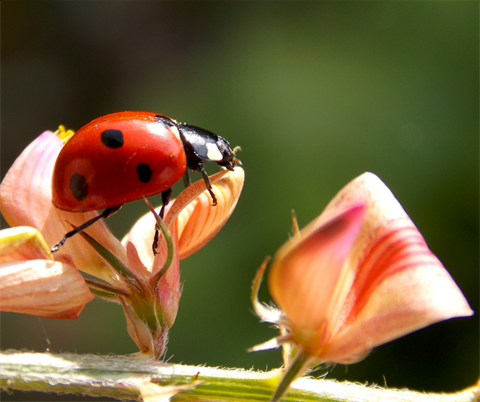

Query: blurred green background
(1, 2), (478, 401)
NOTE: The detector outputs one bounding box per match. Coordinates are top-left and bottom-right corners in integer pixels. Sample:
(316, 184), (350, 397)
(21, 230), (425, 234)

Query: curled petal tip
(177, 167), (245, 259)
(0, 226), (52, 263)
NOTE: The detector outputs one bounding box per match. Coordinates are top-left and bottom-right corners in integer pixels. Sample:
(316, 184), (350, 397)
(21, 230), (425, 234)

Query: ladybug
(51, 111), (240, 252)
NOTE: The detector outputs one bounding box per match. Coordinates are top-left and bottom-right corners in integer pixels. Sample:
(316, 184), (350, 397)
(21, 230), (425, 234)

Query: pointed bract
(269, 205), (366, 350)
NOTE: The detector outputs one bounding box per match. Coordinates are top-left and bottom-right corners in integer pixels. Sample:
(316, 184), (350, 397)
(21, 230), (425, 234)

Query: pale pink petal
(121, 199), (178, 274)
(121, 204), (165, 274)
(120, 170), (230, 265)
(125, 241), (151, 280)
(0, 259), (94, 319)
(1, 132), (62, 230)
(315, 173), (473, 363)
(268, 205), (365, 333)
(0, 226), (52, 263)
(0, 131), (128, 285)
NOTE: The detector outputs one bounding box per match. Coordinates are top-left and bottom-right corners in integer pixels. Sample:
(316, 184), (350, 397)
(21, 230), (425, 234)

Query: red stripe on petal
(341, 220), (439, 328)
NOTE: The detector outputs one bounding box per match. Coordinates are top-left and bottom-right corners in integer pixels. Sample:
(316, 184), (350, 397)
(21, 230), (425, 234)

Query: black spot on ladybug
(70, 173), (88, 201)
(137, 163), (153, 183)
(101, 129), (124, 149)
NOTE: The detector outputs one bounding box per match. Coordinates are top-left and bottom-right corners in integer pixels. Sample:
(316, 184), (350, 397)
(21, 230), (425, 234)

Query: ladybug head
(213, 136), (243, 171)
(178, 123), (241, 171)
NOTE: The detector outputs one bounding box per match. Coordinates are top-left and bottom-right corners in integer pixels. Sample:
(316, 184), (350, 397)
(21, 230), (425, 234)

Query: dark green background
(1, 2), (478, 401)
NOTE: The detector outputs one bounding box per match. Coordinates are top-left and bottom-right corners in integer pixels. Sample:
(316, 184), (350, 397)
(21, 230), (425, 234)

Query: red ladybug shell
(52, 111), (187, 212)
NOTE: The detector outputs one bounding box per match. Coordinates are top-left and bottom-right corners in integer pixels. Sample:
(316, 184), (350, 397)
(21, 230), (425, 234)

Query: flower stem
(270, 348), (313, 402)
(0, 351), (477, 402)
(146, 200), (174, 286)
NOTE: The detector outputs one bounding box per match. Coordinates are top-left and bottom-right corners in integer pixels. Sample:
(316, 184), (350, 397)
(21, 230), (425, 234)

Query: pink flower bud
(254, 172), (473, 401)
(265, 173), (473, 364)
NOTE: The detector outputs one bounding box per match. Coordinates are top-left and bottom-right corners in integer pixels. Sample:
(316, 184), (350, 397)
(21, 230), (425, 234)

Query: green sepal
(77, 230), (141, 291)
(143, 198), (174, 287)
(85, 279), (129, 302)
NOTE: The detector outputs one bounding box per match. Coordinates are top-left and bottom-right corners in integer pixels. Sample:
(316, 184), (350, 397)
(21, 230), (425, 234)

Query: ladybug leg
(159, 189), (172, 219)
(50, 205), (122, 253)
(152, 189), (172, 255)
(197, 162), (217, 206)
(183, 170), (191, 188)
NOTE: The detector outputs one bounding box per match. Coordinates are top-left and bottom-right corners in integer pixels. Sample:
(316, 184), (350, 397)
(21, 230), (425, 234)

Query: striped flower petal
(174, 167), (245, 259)
(0, 259), (94, 319)
(317, 172), (473, 363)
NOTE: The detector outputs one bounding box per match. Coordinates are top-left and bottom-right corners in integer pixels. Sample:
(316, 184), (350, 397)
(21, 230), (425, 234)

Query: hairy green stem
(0, 351), (478, 402)
(270, 348), (313, 402)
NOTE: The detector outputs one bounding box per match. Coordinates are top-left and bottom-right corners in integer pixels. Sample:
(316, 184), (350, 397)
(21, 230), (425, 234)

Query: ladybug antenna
(232, 146), (242, 166)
